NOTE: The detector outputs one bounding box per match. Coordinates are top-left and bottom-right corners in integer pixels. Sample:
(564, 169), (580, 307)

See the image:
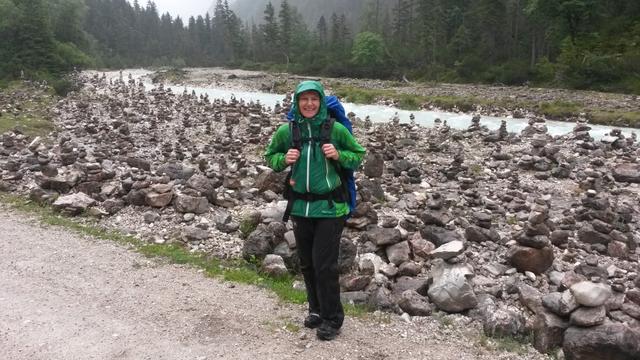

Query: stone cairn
(576, 190), (637, 260)
(508, 197), (555, 275)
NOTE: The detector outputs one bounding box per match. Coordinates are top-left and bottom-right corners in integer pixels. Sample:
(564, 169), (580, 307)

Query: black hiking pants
(292, 216), (345, 329)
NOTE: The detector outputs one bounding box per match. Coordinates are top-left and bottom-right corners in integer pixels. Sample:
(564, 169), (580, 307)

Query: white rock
(570, 281), (612, 307)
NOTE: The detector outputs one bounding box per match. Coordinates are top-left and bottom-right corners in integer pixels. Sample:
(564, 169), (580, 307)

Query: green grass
(476, 333), (533, 355)
(332, 84), (640, 127)
(589, 110), (640, 128)
(0, 81), (56, 137)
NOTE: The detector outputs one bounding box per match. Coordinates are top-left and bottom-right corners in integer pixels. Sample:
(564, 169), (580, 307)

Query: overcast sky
(132, 0), (214, 21)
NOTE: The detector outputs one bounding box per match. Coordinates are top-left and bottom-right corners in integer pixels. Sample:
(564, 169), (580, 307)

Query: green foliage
(51, 77), (79, 97)
(537, 100), (581, 120)
(351, 31), (385, 67)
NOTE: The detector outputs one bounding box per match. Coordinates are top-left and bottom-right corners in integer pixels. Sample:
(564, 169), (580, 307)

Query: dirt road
(0, 208), (546, 360)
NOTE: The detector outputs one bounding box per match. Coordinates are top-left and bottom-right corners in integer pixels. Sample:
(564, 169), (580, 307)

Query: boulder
(52, 193), (96, 215)
(242, 224), (274, 261)
(570, 306), (606, 327)
(427, 261), (478, 313)
(261, 254), (288, 277)
(612, 163), (640, 183)
(174, 194), (209, 214)
(508, 245), (554, 274)
(364, 227), (402, 246)
(571, 281), (612, 307)
(533, 309), (570, 354)
(563, 323), (640, 360)
(386, 241), (411, 265)
(398, 290), (432, 316)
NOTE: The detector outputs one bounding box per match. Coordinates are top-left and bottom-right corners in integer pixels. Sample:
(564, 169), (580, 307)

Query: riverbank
(150, 67), (640, 128)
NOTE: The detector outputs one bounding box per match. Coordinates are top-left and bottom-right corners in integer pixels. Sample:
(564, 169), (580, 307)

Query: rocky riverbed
(153, 67), (640, 115)
(1, 71), (640, 359)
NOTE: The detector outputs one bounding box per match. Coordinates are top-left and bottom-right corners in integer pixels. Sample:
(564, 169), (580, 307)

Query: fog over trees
(1, 0), (639, 94)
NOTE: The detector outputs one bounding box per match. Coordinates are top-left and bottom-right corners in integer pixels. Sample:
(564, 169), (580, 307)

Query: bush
(485, 60), (531, 85)
(532, 57), (556, 85)
(51, 78), (78, 97)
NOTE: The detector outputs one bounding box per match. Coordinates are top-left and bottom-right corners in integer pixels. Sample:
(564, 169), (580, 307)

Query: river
(93, 69), (637, 140)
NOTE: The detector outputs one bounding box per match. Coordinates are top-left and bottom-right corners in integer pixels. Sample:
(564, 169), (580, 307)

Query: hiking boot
(316, 322), (341, 341)
(303, 313), (322, 329)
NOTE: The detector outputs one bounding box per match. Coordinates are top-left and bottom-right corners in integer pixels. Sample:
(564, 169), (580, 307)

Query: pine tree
(11, 0), (59, 75)
(261, 1), (279, 61)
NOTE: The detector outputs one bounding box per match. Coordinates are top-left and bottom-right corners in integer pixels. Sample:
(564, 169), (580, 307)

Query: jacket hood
(292, 80), (328, 125)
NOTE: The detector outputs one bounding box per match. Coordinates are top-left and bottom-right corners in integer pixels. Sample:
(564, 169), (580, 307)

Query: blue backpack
(285, 95), (357, 219)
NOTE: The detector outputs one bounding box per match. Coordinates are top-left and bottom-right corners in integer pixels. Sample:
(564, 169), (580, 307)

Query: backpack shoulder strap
(320, 117), (335, 145)
(289, 121), (302, 150)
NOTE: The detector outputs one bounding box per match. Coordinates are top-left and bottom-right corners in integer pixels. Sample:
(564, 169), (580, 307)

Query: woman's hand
(285, 149), (300, 164)
(322, 144), (339, 160)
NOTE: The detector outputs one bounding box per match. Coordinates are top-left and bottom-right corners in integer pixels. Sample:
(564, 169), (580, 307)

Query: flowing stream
(98, 69), (637, 140)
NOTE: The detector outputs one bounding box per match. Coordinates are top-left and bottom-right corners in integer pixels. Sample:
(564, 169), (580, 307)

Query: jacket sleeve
(334, 124), (365, 170)
(264, 123), (290, 172)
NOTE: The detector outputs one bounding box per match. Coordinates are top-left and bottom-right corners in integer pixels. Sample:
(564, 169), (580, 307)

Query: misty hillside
(213, 0), (388, 28)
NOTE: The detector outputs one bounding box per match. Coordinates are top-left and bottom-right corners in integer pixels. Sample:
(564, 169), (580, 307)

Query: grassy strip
(476, 333), (535, 355)
(0, 192), (367, 317)
(0, 81), (57, 137)
(331, 84), (640, 127)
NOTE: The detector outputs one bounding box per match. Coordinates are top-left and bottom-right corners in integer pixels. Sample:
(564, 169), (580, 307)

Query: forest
(0, 0), (639, 94)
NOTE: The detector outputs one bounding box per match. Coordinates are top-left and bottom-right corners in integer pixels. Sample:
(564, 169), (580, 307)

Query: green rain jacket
(264, 81), (366, 218)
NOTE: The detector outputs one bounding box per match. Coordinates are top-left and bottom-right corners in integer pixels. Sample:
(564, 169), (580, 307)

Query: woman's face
(298, 90), (320, 118)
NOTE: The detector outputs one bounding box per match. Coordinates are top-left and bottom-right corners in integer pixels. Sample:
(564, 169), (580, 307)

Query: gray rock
(125, 157), (151, 171)
(145, 190), (173, 207)
(427, 261), (478, 313)
(408, 235), (436, 258)
(563, 323), (640, 360)
(368, 286), (394, 311)
(363, 152), (384, 178)
(465, 225), (501, 243)
(570, 306), (606, 327)
(391, 276), (429, 296)
(430, 240), (465, 260)
(157, 162), (195, 180)
(340, 275), (372, 292)
(483, 305), (526, 338)
(622, 302), (640, 320)
(338, 237), (357, 274)
(386, 241), (411, 265)
(398, 290), (432, 316)
(543, 290), (580, 316)
(174, 194), (209, 214)
(518, 283), (544, 314)
(182, 226), (209, 242)
(578, 225), (612, 245)
(52, 193), (96, 215)
(261, 254), (288, 277)
(397, 261), (422, 277)
(364, 227), (402, 246)
(570, 281), (612, 307)
(612, 163), (640, 183)
(242, 224), (274, 261)
(516, 233), (551, 249)
(420, 225), (463, 247)
(533, 309), (570, 354)
(341, 291), (369, 305)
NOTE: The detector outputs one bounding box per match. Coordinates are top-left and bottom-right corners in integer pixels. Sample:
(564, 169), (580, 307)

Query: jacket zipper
(305, 123), (312, 216)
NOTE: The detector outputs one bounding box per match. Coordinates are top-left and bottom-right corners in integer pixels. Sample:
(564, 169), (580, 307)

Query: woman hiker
(264, 80), (365, 340)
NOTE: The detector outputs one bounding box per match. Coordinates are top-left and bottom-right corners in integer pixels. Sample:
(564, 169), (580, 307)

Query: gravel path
(0, 208), (547, 360)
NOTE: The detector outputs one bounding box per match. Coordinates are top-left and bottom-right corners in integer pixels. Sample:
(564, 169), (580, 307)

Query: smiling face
(297, 90), (321, 119)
